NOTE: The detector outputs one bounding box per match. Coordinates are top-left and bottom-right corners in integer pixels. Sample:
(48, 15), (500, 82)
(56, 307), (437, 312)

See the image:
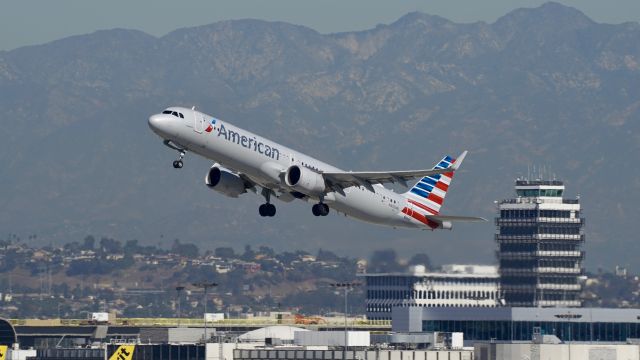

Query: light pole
(176, 286), (185, 327)
(555, 311), (582, 360)
(193, 282), (218, 342)
(330, 281), (361, 359)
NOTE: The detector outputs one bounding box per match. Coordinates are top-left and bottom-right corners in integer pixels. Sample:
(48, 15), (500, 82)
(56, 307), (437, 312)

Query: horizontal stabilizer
(425, 215), (487, 222)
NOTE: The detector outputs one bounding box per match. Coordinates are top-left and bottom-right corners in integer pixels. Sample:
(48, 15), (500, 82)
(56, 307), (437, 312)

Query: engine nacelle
(205, 165), (247, 198)
(284, 165), (326, 196)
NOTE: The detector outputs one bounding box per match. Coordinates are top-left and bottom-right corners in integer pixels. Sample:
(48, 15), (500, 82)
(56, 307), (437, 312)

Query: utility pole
(330, 282), (361, 359)
(192, 282), (218, 342)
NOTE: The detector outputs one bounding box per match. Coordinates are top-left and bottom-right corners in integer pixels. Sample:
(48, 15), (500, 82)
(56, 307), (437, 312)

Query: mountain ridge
(1, 2), (639, 269)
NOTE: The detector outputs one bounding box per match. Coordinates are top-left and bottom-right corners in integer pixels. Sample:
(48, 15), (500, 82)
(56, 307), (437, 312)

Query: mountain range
(0, 2), (639, 270)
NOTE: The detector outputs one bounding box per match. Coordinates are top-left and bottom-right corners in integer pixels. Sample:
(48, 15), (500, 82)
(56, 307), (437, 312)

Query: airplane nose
(148, 114), (168, 134)
(148, 114), (161, 129)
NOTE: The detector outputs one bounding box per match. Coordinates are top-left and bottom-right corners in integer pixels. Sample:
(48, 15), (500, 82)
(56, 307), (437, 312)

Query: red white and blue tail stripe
(402, 155), (457, 227)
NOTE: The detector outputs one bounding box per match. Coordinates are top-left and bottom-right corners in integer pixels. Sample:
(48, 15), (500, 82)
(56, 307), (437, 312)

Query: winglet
(452, 150), (468, 170)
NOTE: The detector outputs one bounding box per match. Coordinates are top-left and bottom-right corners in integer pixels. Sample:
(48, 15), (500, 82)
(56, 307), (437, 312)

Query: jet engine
(284, 165), (326, 196)
(205, 165), (247, 198)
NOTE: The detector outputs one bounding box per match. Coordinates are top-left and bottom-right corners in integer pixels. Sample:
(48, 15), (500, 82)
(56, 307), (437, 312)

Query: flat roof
(359, 273), (499, 279)
(398, 307), (640, 323)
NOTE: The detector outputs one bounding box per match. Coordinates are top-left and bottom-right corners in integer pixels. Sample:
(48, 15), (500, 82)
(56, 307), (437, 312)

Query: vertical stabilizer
(403, 154), (460, 215)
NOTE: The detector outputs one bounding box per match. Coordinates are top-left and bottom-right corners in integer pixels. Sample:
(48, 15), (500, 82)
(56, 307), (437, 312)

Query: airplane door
(194, 112), (205, 133)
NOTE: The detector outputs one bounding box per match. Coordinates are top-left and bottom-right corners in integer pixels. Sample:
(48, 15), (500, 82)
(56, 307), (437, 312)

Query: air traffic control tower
(496, 179), (584, 307)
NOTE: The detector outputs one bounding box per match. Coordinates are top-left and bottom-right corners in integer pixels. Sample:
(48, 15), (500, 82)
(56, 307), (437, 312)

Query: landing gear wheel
(312, 203), (329, 216)
(267, 204), (276, 217)
(172, 150), (186, 169)
(259, 188), (276, 217)
(259, 203), (276, 217)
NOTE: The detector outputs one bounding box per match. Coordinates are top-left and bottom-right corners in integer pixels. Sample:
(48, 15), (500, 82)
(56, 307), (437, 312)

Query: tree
(99, 237), (122, 253)
(171, 239), (199, 258)
(408, 253), (432, 270)
(241, 245), (255, 261)
(215, 247), (235, 259)
(316, 249), (340, 262)
(124, 239), (140, 253)
(258, 246), (275, 258)
(63, 241), (81, 253)
(369, 249), (403, 273)
(276, 251), (299, 265)
(82, 236), (95, 250)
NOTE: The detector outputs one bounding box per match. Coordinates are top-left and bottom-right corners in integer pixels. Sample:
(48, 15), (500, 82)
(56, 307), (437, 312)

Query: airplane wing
(323, 151), (467, 191)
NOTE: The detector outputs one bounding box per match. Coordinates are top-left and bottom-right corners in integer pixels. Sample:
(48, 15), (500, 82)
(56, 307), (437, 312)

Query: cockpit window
(162, 110), (184, 118)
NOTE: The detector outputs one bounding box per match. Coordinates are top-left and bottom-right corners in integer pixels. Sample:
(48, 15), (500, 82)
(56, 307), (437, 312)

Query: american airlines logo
(204, 118), (216, 133)
(216, 123), (281, 160)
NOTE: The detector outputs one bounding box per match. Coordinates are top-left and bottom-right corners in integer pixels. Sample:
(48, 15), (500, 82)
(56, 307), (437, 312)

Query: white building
(474, 341), (639, 360)
(360, 264), (500, 320)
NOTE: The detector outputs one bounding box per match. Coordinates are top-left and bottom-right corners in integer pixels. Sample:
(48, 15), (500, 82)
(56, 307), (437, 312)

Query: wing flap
(323, 167), (456, 187)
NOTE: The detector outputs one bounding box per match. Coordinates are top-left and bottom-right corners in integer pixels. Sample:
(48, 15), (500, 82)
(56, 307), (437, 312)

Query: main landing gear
(172, 150), (186, 169)
(259, 188), (276, 217)
(259, 203), (276, 217)
(312, 203), (330, 217)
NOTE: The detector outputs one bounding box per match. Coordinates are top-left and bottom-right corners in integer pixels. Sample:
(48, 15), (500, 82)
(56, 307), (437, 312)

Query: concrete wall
(391, 307), (423, 332)
(294, 331), (370, 347)
(475, 342), (640, 360)
(7, 349), (37, 360)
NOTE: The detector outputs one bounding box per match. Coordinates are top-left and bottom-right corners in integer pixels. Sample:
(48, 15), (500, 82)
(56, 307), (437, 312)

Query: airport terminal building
(393, 306), (640, 342)
(361, 264), (500, 320)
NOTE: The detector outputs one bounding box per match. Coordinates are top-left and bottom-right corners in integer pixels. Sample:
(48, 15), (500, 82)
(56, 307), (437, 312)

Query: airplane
(148, 107), (485, 230)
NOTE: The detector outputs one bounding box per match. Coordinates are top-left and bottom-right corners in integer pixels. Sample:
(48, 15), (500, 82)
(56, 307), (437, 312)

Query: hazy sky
(1, 0), (639, 51)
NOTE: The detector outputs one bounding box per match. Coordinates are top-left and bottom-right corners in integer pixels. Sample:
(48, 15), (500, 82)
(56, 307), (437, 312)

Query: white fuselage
(149, 107), (426, 229)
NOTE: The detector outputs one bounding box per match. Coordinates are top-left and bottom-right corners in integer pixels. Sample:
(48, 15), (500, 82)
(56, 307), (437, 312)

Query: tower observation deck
(496, 179), (584, 307)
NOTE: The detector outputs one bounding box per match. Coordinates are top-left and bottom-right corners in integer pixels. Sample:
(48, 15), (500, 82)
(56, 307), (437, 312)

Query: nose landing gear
(163, 140), (188, 169)
(172, 150), (186, 169)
